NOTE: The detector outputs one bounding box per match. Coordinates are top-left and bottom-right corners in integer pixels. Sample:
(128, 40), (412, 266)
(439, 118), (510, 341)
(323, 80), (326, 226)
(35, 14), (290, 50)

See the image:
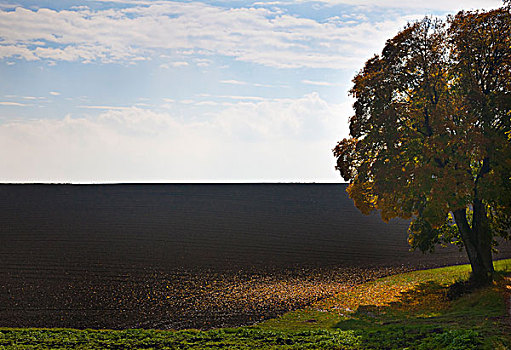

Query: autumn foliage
(334, 5), (511, 284)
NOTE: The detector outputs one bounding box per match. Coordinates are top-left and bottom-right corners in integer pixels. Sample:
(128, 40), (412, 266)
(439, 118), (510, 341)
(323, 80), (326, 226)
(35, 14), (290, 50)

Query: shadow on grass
(331, 280), (506, 349)
(336, 281), (445, 324)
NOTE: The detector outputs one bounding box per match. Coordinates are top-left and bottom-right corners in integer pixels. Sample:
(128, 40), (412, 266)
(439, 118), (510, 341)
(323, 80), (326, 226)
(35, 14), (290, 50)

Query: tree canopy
(333, 5), (511, 284)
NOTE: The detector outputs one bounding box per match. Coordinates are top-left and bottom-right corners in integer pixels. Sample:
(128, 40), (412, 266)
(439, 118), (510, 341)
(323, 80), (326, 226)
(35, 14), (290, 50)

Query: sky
(0, 0), (503, 183)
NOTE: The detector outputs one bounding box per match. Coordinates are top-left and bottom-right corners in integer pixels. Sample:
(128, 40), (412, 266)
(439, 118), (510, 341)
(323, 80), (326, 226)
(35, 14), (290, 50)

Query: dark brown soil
(0, 184), (509, 330)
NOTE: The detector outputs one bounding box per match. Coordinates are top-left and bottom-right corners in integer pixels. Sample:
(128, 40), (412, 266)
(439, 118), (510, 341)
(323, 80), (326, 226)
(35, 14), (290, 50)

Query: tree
(333, 5), (511, 285)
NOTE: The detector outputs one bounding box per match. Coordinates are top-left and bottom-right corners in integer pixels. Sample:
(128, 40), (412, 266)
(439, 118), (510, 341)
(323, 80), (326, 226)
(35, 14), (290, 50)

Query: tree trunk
(453, 207), (494, 285)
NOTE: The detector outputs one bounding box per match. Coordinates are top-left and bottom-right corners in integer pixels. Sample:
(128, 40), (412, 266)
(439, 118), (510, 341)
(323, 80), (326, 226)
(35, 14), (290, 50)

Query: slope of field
(2, 260), (510, 349)
(0, 184), (509, 329)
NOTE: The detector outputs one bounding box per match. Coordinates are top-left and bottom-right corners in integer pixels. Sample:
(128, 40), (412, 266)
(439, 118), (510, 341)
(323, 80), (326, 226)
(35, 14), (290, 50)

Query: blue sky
(0, 0), (502, 182)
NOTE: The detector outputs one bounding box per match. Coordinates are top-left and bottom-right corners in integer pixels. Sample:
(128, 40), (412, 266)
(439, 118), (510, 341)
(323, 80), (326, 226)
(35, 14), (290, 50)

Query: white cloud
(49, 91), (60, 96)
(0, 101), (28, 106)
(194, 58), (212, 67)
(22, 96), (43, 100)
(302, 80), (338, 86)
(195, 101), (219, 106)
(78, 105), (135, 110)
(0, 44), (38, 61)
(253, 83), (274, 88)
(220, 79), (248, 85)
(160, 61), (189, 68)
(171, 61), (189, 67)
(4, 95), (46, 100)
(221, 80), (277, 88)
(216, 95), (268, 101)
(0, 93), (351, 182)
(0, 2), (430, 69)
(299, 0), (502, 12)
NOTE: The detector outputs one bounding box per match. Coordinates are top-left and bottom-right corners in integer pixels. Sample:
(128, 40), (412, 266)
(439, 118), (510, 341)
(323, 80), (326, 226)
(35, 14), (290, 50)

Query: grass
(1, 259), (510, 349)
